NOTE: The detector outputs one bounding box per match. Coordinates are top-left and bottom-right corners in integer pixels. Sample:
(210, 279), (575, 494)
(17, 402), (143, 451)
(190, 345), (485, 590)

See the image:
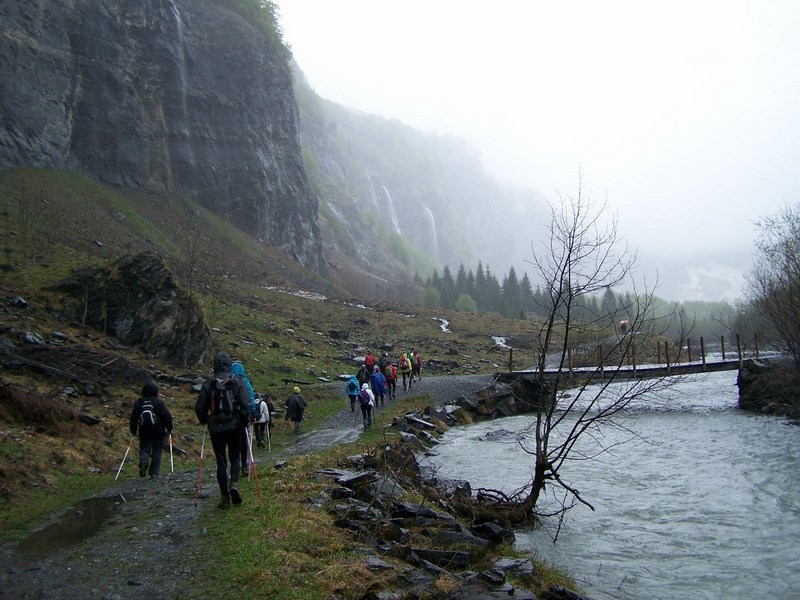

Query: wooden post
(736, 333), (743, 368)
(721, 335), (726, 360)
(700, 336), (707, 372)
(631, 343), (637, 377)
(508, 348), (513, 372)
(599, 344), (604, 381)
(665, 341), (671, 375)
(568, 346), (574, 378)
(687, 338), (692, 363)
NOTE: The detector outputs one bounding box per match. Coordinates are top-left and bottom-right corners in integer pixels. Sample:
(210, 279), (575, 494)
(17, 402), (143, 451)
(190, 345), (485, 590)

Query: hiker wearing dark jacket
(130, 381), (173, 478)
(195, 352), (250, 509)
(284, 386), (307, 434)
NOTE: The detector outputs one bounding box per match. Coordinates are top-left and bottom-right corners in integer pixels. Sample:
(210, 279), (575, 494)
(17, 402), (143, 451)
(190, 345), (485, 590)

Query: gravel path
(0, 375), (495, 599)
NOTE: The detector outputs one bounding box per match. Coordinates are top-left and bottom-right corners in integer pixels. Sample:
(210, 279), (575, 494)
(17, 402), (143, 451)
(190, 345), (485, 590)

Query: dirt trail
(0, 375), (493, 600)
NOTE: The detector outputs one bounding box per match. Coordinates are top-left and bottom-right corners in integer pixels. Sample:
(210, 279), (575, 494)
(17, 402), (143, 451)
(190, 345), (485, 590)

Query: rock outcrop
(51, 251), (209, 365)
(0, 0), (323, 271)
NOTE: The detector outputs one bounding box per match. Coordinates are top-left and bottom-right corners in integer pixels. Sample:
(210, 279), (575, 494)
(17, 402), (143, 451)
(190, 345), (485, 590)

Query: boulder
(51, 252), (210, 365)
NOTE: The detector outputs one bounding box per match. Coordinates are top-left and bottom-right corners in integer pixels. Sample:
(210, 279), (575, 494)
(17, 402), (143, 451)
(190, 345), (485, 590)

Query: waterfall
(381, 186), (401, 234)
(168, 0), (193, 163)
(363, 171), (381, 214)
(423, 206), (440, 263)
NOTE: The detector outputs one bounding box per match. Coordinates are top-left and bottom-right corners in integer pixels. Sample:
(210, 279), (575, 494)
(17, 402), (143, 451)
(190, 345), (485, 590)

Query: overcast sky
(276, 0), (800, 302)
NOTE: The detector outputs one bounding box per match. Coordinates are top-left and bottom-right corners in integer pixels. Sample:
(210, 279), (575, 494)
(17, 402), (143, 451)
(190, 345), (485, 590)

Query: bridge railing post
(721, 335), (726, 360)
(598, 344), (604, 381)
(665, 341), (671, 375)
(508, 348), (513, 373)
(687, 338), (692, 363)
(700, 336), (707, 372)
(736, 333), (743, 368)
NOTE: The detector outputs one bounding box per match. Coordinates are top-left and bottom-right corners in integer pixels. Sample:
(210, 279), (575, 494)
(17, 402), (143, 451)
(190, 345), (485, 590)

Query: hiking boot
(218, 495), (231, 509)
(230, 487), (242, 505)
(139, 461), (148, 477)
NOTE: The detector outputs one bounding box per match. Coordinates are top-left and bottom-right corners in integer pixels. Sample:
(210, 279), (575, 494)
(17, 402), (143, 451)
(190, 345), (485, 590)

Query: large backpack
(358, 389), (372, 407)
(210, 376), (237, 423)
(399, 354), (409, 370)
(139, 398), (159, 430)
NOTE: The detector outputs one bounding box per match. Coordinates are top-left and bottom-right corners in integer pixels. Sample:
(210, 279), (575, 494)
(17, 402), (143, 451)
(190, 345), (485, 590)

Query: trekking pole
(115, 436), (135, 481)
(245, 425), (265, 504)
(266, 419), (271, 452)
(168, 433), (174, 473)
(194, 425), (207, 507)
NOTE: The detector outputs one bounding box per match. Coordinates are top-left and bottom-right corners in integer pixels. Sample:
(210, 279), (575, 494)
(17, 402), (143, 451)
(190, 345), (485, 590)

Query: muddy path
(0, 375), (493, 600)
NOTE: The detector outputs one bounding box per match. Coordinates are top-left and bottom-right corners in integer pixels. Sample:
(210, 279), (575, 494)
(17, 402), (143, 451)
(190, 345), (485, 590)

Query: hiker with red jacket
(364, 349), (376, 374)
(130, 381), (173, 479)
(412, 349), (422, 382)
(194, 352), (251, 509)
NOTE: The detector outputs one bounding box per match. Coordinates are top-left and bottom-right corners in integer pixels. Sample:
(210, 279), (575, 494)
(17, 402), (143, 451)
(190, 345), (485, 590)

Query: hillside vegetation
(0, 167), (537, 496)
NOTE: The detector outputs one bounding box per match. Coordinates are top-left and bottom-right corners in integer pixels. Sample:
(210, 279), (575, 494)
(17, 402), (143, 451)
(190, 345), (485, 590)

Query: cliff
(0, 0), (323, 271)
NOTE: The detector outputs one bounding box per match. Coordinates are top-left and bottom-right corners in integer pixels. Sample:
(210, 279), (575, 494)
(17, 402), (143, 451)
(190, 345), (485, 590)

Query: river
(424, 371), (800, 599)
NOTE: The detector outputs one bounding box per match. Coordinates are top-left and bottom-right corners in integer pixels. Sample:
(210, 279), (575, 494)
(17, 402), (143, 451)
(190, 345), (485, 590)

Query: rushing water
(425, 371), (800, 599)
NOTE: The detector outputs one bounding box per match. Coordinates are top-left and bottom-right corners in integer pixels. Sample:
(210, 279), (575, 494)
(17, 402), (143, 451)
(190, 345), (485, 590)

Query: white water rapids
(424, 371), (800, 599)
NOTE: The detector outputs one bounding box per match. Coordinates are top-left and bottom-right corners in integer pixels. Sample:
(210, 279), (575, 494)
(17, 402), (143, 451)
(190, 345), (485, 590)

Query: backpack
(383, 364), (393, 379)
(210, 376), (236, 423)
(346, 380), (358, 395)
(139, 398), (159, 430)
(399, 354), (408, 370)
(358, 389), (372, 407)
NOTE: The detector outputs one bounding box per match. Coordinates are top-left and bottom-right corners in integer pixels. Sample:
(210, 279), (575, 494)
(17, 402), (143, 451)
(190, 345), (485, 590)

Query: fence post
(736, 333), (743, 368)
(721, 335), (726, 361)
(599, 344), (604, 381)
(568, 346), (574, 379)
(665, 341), (671, 375)
(632, 342), (637, 377)
(508, 348), (513, 373)
(700, 336), (707, 372)
(687, 338), (692, 363)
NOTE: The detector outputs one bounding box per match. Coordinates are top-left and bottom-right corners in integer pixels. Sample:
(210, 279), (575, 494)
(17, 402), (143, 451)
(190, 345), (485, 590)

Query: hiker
(130, 381), (173, 478)
(399, 351), (413, 391)
(378, 351), (390, 372)
(231, 360), (256, 477)
(358, 383), (374, 430)
(356, 362), (370, 388)
(195, 351), (251, 509)
(284, 386), (307, 434)
(264, 393), (276, 436)
(383, 361), (397, 400)
(364, 349), (375, 374)
(345, 375), (360, 412)
(254, 393), (270, 448)
(412, 349), (422, 381)
(370, 365), (387, 406)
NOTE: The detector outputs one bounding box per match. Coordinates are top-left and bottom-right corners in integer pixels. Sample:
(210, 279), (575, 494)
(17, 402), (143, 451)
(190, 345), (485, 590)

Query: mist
(277, 0), (800, 302)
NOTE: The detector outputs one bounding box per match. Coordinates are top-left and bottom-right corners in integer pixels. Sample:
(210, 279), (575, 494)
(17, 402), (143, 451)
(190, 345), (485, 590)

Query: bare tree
(746, 203), (800, 366)
(505, 182), (676, 523)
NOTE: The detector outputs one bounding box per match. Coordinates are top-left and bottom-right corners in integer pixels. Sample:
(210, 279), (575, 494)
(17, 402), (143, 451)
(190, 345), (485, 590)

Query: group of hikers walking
(346, 348), (422, 431)
(129, 347), (421, 509)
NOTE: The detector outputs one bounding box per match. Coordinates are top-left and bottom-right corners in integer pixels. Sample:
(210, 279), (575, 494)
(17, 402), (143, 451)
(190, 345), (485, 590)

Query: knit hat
(293, 386), (301, 393)
(142, 381), (159, 397)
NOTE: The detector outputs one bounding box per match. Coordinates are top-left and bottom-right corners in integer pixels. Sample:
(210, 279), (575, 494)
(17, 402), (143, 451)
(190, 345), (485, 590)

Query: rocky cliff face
(0, 0), (323, 271)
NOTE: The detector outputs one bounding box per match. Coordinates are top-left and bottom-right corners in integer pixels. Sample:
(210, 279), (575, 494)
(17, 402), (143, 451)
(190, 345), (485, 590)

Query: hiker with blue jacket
(231, 360), (256, 477)
(195, 352), (251, 509)
(130, 381), (173, 478)
(345, 375), (359, 412)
